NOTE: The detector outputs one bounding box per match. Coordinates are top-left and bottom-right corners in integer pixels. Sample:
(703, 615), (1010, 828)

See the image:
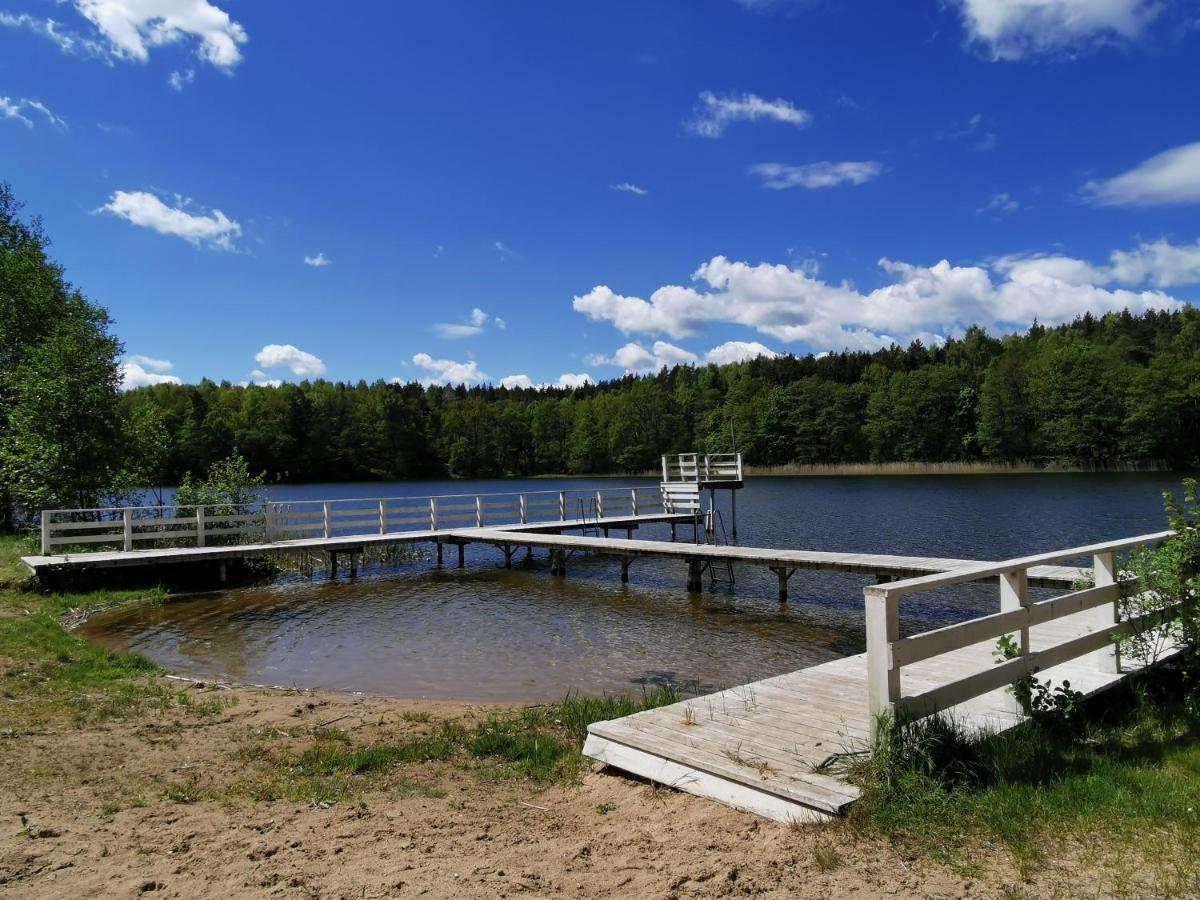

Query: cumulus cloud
(686, 91), (810, 138)
(500, 372), (593, 390)
(433, 307), (497, 339)
(573, 240), (1193, 353)
(1082, 142), (1200, 207)
(128, 354), (173, 371)
(586, 341), (699, 374)
(410, 353), (489, 386)
(953, 0), (1161, 60)
(255, 343), (326, 377)
(99, 190), (240, 250)
(611, 182), (648, 196)
(0, 96), (68, 131)
(304, 252), (331, 267)
(704, 341), (779, 365)
(0, 11), (107, 58)
(76, 0), (248, 68)
(119, 360), (181, 389)
(751, 161), (881, 190)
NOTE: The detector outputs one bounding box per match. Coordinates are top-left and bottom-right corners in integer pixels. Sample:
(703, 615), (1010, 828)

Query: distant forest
(121, 309), (1200, 483)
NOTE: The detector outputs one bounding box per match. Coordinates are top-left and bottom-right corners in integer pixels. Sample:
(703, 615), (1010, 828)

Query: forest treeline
(3, 181), (1199, 526)
(120, 307), (1200, 485)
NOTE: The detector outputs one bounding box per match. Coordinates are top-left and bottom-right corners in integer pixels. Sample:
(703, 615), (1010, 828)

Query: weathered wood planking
(585, 606), (1166, 824)
(461, 528), (1085, 588)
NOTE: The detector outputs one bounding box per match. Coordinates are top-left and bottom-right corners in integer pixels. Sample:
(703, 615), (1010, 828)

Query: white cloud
(587, 341), (699, 374)
(248, 369), (267, 379)
(433, 307), (496, 339)
(128, 354), (173, 371)
(255, 343), (326, 377)
(704, 341), (779, 365)
(573, 242), (1191, 353)
(494, 240), (519, 260)
(99, 190), (240, 249)
(304, 252), (331, 267)
(554, 372), (592, 389)
(0, 12), (107, 58)
(500, 374), (534, 389)
(75, 0), (248, 69)
(495, 317), (507, 330)
(167, 67), (194, 91)
(612, 182), (648, 196)
(953, 0), (1161, 60)
(0, 96), (68, 131)
(978, 191), (1021, 215)
(751, 161), (882, 190)
(686, 91), (810, 138)
(119, 361), (181, 389)
(410, 353), (489, 386)
(1082, 142), (1200, 207)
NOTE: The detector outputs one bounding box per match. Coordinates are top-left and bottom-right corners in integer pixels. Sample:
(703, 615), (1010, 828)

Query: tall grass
(851, 667), (1200, 887)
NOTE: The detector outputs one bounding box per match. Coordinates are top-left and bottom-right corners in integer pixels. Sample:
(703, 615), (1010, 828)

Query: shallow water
(81, 473), (1190, 701)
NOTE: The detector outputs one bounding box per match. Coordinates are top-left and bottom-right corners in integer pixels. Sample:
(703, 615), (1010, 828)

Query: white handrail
(862, 530), (1176, 744)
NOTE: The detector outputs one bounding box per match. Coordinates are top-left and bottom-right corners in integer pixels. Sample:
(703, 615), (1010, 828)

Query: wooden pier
(18, 456), (1181, 826)
(583, 531), (1177, 824)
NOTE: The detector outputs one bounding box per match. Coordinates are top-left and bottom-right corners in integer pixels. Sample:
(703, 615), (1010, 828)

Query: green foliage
(173, 451), (266, 513)
(114, 307), (1200, 485)
(993, 634), (1085, 733)
(0, 184), (130, 524)
(854, 675), (1200, 886)
(1121, 478), (1200, 690)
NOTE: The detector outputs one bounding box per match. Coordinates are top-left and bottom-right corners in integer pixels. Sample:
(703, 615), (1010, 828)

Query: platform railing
(661, 452), (743, 483)
(862, 530), (1177, 745)
(38, 485), (670, 554)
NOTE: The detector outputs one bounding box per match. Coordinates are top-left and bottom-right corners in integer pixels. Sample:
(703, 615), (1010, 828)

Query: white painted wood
(196, 506), (206, 548)
(122, 509), (133, 552)
(865, 592), (899, 740)
(1093, 550), (1120, 673)
(322, 501), (331, 539)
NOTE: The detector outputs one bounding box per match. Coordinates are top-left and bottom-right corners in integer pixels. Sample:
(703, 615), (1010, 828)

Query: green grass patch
(851, 670), (1200, 891)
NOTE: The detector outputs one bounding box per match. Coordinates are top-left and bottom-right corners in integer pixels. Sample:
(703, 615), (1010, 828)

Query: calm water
(81, 473), (1190, 701)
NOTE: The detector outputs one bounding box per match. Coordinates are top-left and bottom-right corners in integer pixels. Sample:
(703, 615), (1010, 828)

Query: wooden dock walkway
(582, 531), (1177, 824)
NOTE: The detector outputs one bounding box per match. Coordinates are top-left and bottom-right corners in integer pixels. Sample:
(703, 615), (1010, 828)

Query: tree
(0, 184), (127, 524)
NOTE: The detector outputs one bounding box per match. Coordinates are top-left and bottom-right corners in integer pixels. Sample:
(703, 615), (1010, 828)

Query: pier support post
(436, 542), (443, 567)
(770, 567), (795, 602)
(1093, 551), (1121, 674)
(730, 490), (737, 539)
(349, 552), (358, 578)
(550, 549), (566, 577)
(502, 545), (516, 569)
(457, 542), (465, 569)
(620, 557), (631, 583)
(218, 560), (227, 583)
(670, 523), (676, 542)
(686, 560), (703, 593)
(626, 528), (632, 540)
(864, 587), (900, 746)
(328, 551), (338, 579)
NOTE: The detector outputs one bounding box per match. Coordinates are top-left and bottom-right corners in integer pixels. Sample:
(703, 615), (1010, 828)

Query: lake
(80, 472), (1191, 702)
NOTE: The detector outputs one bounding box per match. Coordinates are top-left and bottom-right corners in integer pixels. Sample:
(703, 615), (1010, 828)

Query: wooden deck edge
(581, 732), (838, 825)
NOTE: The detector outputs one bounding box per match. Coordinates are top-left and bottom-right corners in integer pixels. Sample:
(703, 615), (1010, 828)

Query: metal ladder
(702, 507), (735, 586)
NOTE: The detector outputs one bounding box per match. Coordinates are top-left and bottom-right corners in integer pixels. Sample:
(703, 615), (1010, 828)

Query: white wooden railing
(863, 530), (1177, 744)
(38, 485), (669, 554)
(661, 453), (743, 483)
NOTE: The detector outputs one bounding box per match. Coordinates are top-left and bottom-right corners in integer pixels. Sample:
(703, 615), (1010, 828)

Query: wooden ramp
(583, 605), (1161, 824)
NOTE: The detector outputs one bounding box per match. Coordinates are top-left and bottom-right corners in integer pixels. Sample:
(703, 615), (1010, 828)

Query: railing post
(1093, 551), (1121, 673)
(475, 495), (483, 528)
(430, 497), (439, 531)
(864, 587), (900, 746)
(379, 499), (387, 534)
(999, 568), (1029, 652)
(323, 501), (332, 539)
(264, 502), (275, 542)
(558, 491), (566, 520)
(596, 490), (604, 520)
(631, 488), (638, 517)
(662, 455), (669, 481)
(519, 493), (527, 524)
(123, 508), (133, 551)
(196, 506), (206, 547)
(40, 510), (50, 555)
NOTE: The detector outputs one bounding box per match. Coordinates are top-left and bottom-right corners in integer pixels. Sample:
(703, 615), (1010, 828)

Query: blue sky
(2, 1), (1199, 390)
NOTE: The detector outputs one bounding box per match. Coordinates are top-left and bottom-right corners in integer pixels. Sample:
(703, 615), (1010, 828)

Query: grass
(0, 533), (232, 730)
(849, 668), (1200, 891)
(236, 686), (685, 806)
